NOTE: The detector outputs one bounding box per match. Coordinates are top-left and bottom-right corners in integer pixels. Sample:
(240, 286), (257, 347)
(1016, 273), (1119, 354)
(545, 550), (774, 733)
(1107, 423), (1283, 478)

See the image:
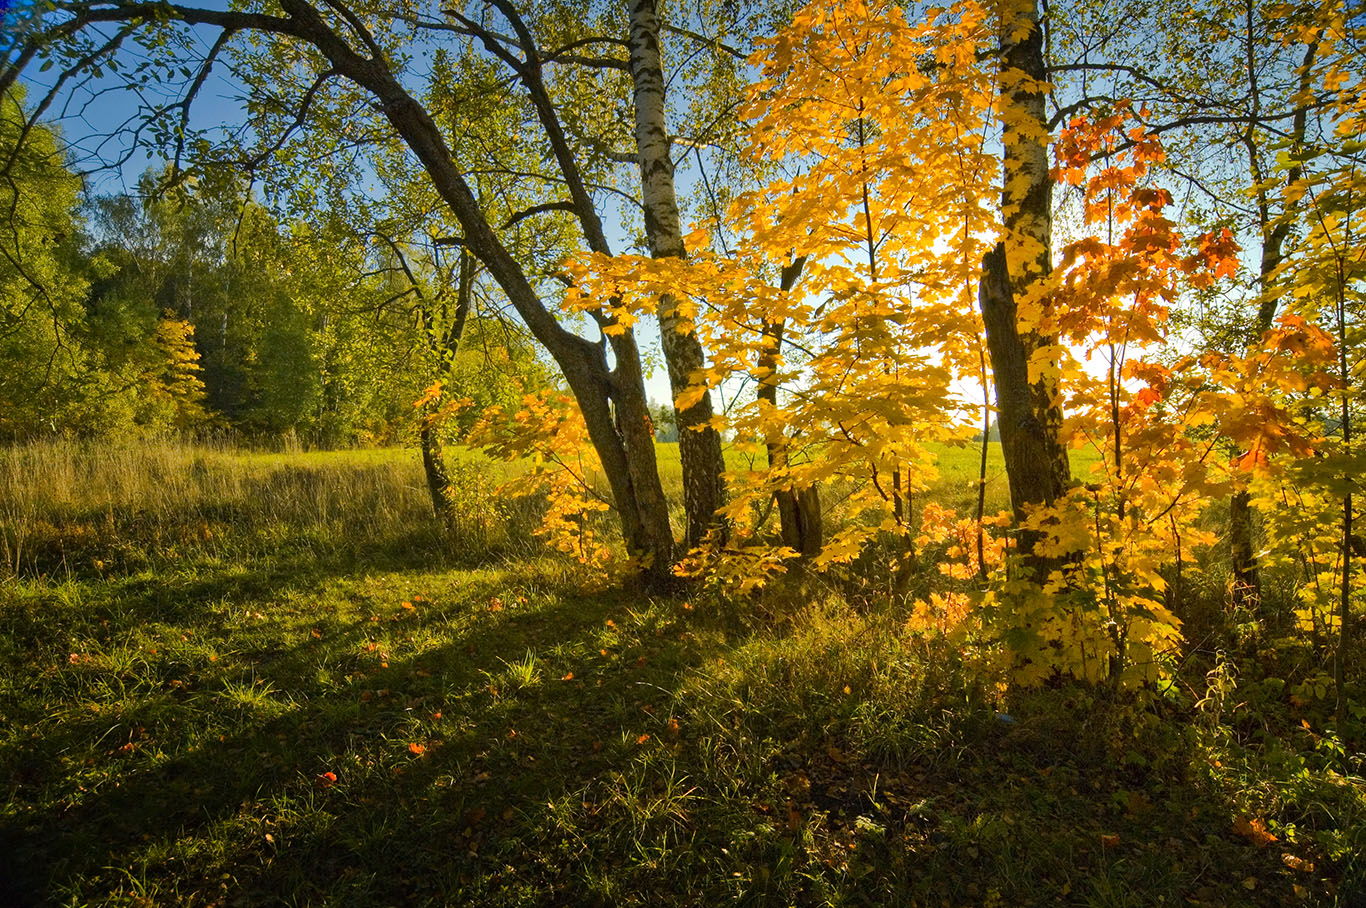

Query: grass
(1, 438), (1362, 907)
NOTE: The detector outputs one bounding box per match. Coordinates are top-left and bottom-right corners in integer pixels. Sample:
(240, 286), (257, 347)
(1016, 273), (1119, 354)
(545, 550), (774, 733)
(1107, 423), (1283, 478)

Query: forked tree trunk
(980, 0), (1072, 578)
(626, 0), (729, 550)
(756, 258), (821, 557)
(758, 318), (822, 559)
(272, 0), (676, 582)
(419, 248), (473, 521)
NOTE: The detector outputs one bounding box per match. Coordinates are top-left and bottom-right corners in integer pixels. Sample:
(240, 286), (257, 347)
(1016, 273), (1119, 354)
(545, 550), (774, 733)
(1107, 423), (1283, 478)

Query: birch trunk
(626, 0), (729, 550)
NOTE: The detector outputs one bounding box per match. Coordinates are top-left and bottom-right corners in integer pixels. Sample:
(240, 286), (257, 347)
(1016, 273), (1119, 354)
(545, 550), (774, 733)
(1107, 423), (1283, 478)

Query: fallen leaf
(409, 742), (426, 755)
(562, 672), (574, 681)
(1282, 853), (1315, 872)
(1100, 833), (1120, 848)
(315, 771), (337, 789)
(311, 628), (322, 639)
(637, 733), (651, 744)
(401, 601), (414, 610)
(666, 717), (681, 738)
(1233, 815), (1278, 847)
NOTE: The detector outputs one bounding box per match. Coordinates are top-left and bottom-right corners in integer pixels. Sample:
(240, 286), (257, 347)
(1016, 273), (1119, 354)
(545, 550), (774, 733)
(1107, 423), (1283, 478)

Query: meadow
(0, 438), (1362, 906)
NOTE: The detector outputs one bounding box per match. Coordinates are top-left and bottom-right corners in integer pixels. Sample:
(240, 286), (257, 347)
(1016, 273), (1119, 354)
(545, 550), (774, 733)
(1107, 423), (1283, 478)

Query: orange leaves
(412, 380), (443, 410)
(314, 771), (337, 789)
(1232, 815), (1279, 847)
(1185, 227), (1241, 288)
(1134, 387), (1162, 410)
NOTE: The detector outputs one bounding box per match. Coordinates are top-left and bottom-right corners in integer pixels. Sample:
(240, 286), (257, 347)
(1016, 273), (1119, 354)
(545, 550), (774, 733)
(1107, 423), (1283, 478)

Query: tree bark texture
(626, 0), (729, 550)
(979, 0), (1072, 577)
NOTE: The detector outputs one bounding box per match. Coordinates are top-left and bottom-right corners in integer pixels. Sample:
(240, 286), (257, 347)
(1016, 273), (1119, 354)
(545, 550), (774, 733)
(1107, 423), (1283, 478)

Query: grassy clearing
(1, 439), (1362, 907)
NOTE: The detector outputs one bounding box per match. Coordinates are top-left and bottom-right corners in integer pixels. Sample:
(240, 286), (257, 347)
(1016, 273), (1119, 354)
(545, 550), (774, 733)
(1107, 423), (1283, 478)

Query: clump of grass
(683, 594), (995, 770)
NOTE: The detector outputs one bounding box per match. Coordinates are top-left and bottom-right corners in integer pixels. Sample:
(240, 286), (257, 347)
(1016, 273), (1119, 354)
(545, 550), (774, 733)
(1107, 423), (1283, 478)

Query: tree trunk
(421, 421), (454, 519)
(978, 0), (1070, 581)
(758, 319), (822, 558)
(979, 0), (1071, 577)
(979, 245), (1070, 575)
(1230, 35), (1319, 609)
(626, 0), (728, 550)
(275, 0), (676, 580)
(420, 247), (473, 522)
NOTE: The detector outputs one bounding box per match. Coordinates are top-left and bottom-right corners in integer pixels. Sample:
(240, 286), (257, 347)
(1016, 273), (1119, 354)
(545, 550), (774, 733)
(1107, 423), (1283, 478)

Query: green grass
(1, 439), (1362, 907)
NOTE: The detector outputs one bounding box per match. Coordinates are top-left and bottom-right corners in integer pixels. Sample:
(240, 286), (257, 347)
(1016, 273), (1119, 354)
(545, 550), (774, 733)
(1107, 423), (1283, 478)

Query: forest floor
(0, 440), (1362, 907)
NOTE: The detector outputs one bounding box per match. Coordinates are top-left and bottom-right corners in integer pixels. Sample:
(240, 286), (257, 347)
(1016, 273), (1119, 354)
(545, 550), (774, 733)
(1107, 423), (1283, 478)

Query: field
(1, 439), (1363, 907)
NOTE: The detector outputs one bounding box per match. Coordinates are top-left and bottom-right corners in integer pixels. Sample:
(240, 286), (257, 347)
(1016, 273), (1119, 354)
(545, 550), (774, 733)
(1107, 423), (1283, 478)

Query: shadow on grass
(2, 554), (732, 906)
(1, 553), (1356, 907)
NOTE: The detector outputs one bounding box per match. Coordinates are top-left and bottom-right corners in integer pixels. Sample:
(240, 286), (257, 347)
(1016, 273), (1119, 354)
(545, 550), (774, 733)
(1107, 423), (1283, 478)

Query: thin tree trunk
(626, 0), (728, 550)
(756, 257), (821, 557)
(757, 336), (821, 556)
(1230, 34), (1319, 610)
(1334, 261), (1353, 724)
(420, 247), (473, 521)
(979, 0), (1072, 579)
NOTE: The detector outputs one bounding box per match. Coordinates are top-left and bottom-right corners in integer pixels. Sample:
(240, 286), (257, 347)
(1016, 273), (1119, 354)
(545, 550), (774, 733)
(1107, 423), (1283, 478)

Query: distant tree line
(1, 88), (546, 446)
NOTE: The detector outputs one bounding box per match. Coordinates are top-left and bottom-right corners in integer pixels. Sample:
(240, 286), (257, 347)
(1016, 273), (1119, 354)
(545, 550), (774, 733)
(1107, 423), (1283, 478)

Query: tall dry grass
(0, 437), (536, 577)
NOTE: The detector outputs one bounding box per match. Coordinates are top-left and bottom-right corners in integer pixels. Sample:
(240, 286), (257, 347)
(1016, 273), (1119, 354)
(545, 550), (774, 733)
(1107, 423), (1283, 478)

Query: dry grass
(0, 437), (532, 578)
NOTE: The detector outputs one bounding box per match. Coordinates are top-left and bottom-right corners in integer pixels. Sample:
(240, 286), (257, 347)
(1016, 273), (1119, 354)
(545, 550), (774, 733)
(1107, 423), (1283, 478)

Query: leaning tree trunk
(274, 0), (676, 582)
(979, 0), (1072, 579)
(626, 0), (729, 550)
